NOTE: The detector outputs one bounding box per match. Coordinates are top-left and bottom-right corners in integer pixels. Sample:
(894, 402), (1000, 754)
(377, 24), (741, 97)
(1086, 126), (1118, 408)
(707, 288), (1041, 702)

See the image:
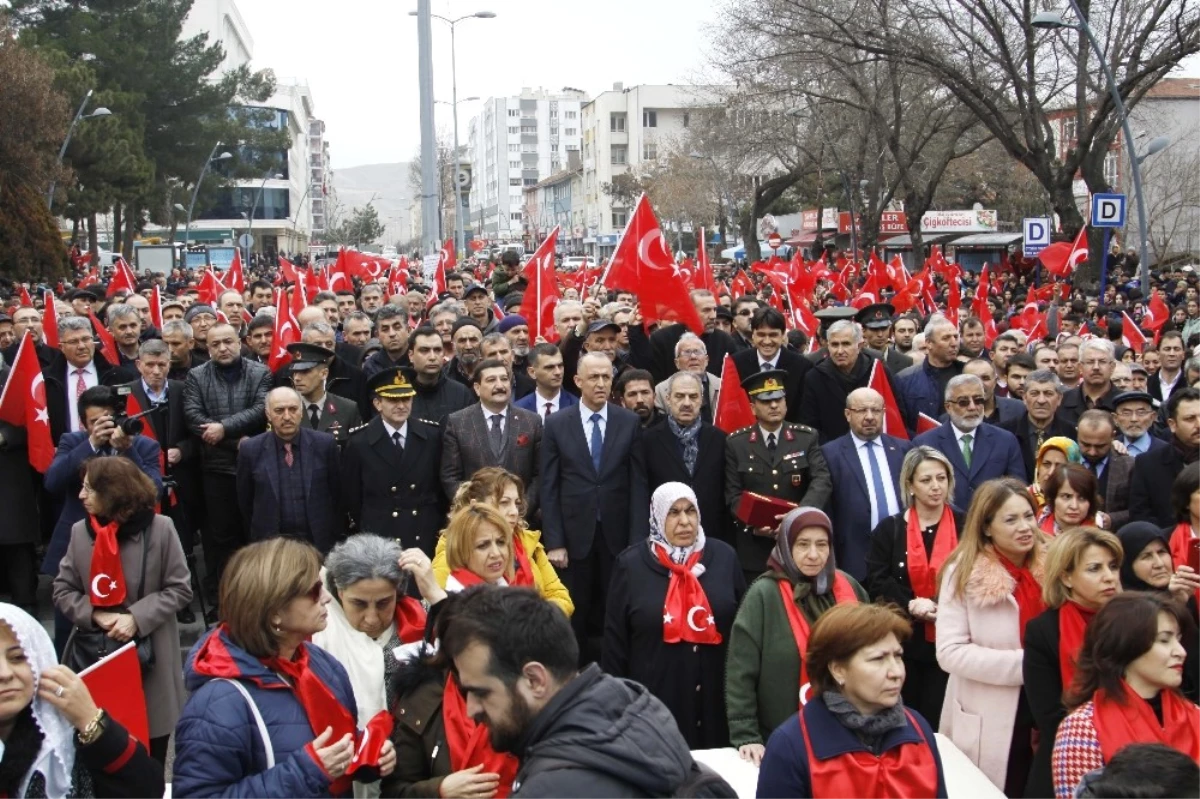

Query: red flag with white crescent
(518, 227), (562, 342)
(270, 289), (300, 373)
(0, 333), (54, 471)
(868, 359), (909, 440)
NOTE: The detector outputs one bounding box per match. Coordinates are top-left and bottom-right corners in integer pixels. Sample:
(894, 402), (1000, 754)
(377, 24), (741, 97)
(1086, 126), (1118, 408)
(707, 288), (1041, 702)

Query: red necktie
(284, 442), (294, 467)
(75, 368), (87, 400)
(544, 402), (552, 420)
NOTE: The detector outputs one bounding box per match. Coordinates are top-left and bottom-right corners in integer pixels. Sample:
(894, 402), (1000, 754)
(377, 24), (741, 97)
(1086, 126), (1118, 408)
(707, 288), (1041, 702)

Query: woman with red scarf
(1022, 527), (1123, 798)
(602, 482), (746, 748)
(1051, 593), (1199, 799)
(725, 507), (869, 767)
(757, 604), (948, 798)
(1038, 464), (1109, 536)
(936, 478), (1047, 795)
(866, 446), (963, 730)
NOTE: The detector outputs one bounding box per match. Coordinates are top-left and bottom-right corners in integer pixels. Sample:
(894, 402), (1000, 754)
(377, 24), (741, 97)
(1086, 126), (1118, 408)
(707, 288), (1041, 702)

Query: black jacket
(182, 358), (272, 475)
(1056, 383), (1122, 429)
(42, 351), (135, 446)
(999, 414), (1078, 481)
(797, 352), (876, 444)
(1129, 440), (1190, 528)
(0, 368), (40, 547)
(641, 421), (731, 544)
(731, 347), (811, 424)
(410, 371), (475, 425)
(1022, 608), (1066, 799)
(510, 664), (695, 798)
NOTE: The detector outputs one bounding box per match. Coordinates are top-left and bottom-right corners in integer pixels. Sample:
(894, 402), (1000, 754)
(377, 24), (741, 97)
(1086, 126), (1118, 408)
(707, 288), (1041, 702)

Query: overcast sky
(236, 0), (1200, 171)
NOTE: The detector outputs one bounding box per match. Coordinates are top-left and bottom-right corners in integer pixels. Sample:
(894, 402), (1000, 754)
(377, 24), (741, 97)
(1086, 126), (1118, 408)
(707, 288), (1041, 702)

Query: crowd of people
(0, 245), (1195, 798)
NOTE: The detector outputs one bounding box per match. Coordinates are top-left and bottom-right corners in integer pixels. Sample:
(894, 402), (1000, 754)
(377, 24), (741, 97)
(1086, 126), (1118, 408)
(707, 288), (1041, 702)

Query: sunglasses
(948, 396), (986, 409)
(303, 579), (323, 603)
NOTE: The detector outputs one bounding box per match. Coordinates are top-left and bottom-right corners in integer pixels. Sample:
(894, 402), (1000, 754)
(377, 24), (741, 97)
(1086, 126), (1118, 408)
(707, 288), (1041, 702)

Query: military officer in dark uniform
(287, 341), (362, 447)
(725, 369), (833, 585)
(806, 306), (859, 363)
(341, 367), (446, 560)
(857, 302), (914, 373)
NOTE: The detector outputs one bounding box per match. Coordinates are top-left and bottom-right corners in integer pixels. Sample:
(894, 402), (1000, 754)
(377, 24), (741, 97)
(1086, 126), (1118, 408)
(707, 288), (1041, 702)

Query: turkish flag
(290, 272), (309, 319)
(106, 257), (137, 298)
(603, 195), (704, 335)
(693, 227), (717, 293)
(17, 285), (33, 307)
(0, 332), (54, 471)
(916, 412), (941, 434)
(88, 310), (121, 367)
(868, 359), (909, 440)
(42, 290), (59, 350)
(1038, 227), (1088, 277)
(149, 285), (163, 331)
(714, 354), (755, 434)
(327, 256), (350, 295)
(279, 256), (300, 286)
(387, 262), (409, 298)
(225, 249), (246, 293)
(269, 290), (300, 373)
(1121, 311), (1148, 352)
(1141, 294), (1170, 332)
(196, 269), (224, 307)
(519, 227), (562, 343)
(972, 265), (998, 347)
(426, 241), (454, 307)
(78, 641), (149, 746)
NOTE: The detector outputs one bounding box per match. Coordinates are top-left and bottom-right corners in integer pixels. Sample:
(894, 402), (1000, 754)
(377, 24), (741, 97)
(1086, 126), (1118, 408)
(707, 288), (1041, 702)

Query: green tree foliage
(334, 205), (385, 248)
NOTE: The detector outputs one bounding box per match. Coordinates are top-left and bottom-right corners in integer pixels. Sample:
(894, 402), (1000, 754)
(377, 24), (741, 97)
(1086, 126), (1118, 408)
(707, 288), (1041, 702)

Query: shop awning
(948, 232), (1024, 247)
(881, 233), (962, 248)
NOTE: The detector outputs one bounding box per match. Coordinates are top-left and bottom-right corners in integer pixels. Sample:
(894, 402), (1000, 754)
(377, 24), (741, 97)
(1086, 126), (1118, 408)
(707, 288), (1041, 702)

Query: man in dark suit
(858, 303), (914, 374)
(236, 387), (345, 553)
(1076, 409), (1135, 530)
(732, 307), (810, 423)
(913, 374), (1027, 510)
(823, 387), (912, 581)
(1148, 331), (1187, 407)
(645, 289), (737, 384)
(286, 342), (362, 448)
(514, 343), (578, 421)
(541, 351), (648, 663)
(642, 371), (730, 544)
(341, 368), (446, 557)
(1130, 387), (1199, 528)
(291, 319), (371, 421)
(1057, 339), (1121, 428)
(1000, 369), (1076, 479)
(1112, 390), (1168, 457)
(43, 316), (132, 446)
(440, 358), (542, 517)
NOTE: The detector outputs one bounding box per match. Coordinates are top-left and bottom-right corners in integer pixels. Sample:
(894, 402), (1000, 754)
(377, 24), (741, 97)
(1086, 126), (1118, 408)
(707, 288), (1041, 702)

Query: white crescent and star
(91, 573), (117, 598)
(686, 606), (715, 632)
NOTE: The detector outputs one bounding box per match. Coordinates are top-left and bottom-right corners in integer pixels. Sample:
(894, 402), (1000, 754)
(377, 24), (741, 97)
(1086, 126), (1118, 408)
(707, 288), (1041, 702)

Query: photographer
(43, 385), (162, 653)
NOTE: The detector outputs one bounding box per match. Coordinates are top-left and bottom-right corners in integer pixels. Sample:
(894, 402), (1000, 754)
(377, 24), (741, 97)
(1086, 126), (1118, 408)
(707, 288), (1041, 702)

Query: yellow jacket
(433, 528), (574, 617)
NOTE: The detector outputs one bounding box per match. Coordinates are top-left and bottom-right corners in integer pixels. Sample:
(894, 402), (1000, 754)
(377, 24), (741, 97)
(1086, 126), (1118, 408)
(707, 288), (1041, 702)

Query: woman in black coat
(602, 482), (746, 749)
(865, 446), (963, 730)
(0, 367), (41, 612)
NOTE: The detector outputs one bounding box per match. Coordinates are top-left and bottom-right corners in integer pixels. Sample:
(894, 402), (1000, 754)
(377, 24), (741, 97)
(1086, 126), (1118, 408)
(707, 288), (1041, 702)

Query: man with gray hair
(897, 315), (965, 423)
(800, 319), (892, 443)
(653, 332), (718, 424)
(43, 315), (130, 444)
(161, 319), (196, 382)
(106, 302), (143, 368)
(913, 373), (1026, 509)
(1057, 338), (1120, 427)
(1000, 368), (1077, 478)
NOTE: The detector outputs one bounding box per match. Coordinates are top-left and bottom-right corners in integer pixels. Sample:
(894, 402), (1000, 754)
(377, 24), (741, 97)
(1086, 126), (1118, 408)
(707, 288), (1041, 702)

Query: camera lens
(120, 417), (144, 436)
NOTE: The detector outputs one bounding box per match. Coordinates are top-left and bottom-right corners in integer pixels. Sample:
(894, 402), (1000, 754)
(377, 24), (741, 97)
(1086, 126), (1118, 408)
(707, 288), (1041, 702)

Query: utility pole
(417, 0), (440, 256)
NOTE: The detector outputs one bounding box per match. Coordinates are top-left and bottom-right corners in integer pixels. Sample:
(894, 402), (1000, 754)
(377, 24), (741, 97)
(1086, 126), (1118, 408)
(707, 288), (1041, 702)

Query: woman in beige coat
(936, 478), (1046, 795)
(52, 457), (192, 771)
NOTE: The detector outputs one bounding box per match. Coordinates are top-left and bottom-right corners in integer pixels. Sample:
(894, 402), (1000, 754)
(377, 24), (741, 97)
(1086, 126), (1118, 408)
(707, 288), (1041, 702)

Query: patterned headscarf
(767, 506), (838, 594)
(1037, 436), (1082, 471)
(648, 482), (707, 567)
(0, 603), (75, 798)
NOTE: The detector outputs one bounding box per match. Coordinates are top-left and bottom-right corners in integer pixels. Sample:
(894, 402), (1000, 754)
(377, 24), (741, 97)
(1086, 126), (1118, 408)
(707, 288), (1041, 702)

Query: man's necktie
(544, 402), (553, 421)
(762, 362), (771, 372)
(74, 369), (87, 400)
(866, 441), (893, 527)
(961, 434), (973, 468)
(589, 413), (603, 472)
(308, 404), (320, 429)
(767, 432), (777, 452)
(392, 431), (403, 450)
(489, 414), (504, 457)
(284, 442), (294, 468)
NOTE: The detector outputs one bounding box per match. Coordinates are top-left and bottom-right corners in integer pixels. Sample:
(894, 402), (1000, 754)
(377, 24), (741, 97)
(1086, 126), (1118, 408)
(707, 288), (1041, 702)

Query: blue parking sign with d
(1023, 217), (1051, 257)
(1090, 193), (1126, 228)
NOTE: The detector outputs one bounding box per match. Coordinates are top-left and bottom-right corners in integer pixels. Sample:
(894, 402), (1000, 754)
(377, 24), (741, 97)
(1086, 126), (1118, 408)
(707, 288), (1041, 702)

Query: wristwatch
(77, 709), (107, 746)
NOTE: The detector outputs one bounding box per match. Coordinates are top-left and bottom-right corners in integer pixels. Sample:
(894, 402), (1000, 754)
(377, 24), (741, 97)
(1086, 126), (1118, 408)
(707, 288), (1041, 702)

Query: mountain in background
(331, 162), (412, 246)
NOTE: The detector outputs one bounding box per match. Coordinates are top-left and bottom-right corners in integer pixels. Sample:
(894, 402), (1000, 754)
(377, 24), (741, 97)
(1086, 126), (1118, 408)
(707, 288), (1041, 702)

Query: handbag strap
(135, 524), (151, 603)
(219, 678), (276, 768)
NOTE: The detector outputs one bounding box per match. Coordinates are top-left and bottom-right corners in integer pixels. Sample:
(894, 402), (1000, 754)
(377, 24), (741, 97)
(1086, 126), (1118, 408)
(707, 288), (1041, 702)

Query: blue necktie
(866, 440), (891, 527)
(589, 413), (603, 473)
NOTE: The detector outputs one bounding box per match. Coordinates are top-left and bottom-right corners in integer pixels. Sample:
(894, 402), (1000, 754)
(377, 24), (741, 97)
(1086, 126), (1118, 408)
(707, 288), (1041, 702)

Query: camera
(110, 385), (150, 436)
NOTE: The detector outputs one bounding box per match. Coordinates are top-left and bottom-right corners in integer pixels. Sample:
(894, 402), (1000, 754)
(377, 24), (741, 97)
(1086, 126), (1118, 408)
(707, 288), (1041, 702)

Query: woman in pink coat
(936, 478), (1047, 794)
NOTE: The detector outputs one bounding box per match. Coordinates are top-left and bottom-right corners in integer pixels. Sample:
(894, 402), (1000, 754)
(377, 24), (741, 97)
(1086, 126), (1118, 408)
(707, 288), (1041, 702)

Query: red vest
(777, 574), (859, 707)
(799, 704), (940, 798)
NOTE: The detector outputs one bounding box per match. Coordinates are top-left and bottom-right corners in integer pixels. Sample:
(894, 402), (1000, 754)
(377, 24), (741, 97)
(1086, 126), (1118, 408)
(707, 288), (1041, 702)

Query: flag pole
(598, 193), (645, 288)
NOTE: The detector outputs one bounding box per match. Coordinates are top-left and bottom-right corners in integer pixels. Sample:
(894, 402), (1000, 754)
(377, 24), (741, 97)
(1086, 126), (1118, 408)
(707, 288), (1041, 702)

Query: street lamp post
(184, 143), (233, 247)
(47, 89), (112, 210)
(410, 9), (495, 257)
(1033, 2), (1164, 290)
(244, 170), (283, 262)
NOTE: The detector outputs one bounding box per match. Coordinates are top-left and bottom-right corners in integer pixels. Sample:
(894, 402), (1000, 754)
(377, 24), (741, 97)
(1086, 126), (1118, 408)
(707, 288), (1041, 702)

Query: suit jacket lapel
(843, 438), (869, 496)
(942, 427), (971, 481)
(370, 418), (404, 469)
(500, 406), (522, 460)
(299, 430), (315, 494)
(570, 406), (599, 477)
(262, 437), (282, 504)
(968, 425), (988, 479)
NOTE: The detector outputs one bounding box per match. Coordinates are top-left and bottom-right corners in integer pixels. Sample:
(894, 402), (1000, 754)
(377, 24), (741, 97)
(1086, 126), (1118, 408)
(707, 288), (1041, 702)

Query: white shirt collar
(307, 393), (327, 409)
(757, 351), (779, 369)
(952, 423), (978, 443)
(142, 380), (166, 401)
(759, 424), (782, 442)
(482, 405), (508, 422)
(70, 361), (97, 377)
(381, 419), (408, 439)
(536, 388), (562, 405)
(851, 432), (880, 448)
(581, 402), (608, 422)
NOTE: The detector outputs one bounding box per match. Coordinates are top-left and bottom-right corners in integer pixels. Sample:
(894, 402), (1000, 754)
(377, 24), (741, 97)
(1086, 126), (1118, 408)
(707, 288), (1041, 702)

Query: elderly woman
(757, 604), (948, 798)
(313, 536), (442, 798)
(937, 478), (1046, 794)
(1052, 593), (1199, 799)
(866, 446), (964, 729)
(602, 483), (745, 748)
(0, 603), (163, 797)
(51, 457), (191, 768)
(725, 507), (869, 766)
(1022, 527), (1123, 798)
(173, 538), (396, 798)
(1031, 437), (1081, 512)
(1039, 463), (1109, 535)
(433, 468), (572, 615)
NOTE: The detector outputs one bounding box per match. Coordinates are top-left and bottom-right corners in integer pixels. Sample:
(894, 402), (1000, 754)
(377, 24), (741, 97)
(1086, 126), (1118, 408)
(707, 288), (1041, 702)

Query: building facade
(522, 163), (584, 253)
(309, 118), (333, 239)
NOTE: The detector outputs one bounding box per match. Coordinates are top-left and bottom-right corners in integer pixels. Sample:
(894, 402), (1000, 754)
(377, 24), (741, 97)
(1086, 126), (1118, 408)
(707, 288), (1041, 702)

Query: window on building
(642, 142), (657, 160)
(611, 145), (627, 165)
(510, 178), (521, 186)
(521, 125), (536, 134)
(508, 126), (519, 135)
(1063, 117), (1077, 147)
(551, 160), (561, 172)
(566, 110), (578, 119)
(612, 210), (627, 228)
(566, 143), (580, 152)
(509, 160), (521, 169)
(610, 113), (626, 133)
(1103, 150), (1119, 187)
(508, 144), (520, 152)
(565, 128), (577, 136)
(508, 109), (520, 117)
(683, 112), (690, 128)
(550, 127), (559, 135)
(511, 212), (522, 222)
(643, 109), (657, 128)
(524, 178), (537, 186)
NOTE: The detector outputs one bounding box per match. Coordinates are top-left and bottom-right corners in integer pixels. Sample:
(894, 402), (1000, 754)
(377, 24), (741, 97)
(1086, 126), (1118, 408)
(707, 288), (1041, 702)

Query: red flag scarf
(442, 677), (519, 797)
(261, 643), (358, 794)
(996, 552), (1045, 644)
(906, 506), (958, 641)
(778, 574), (859, 707)
(450, 540), (537, 590)
(1168, 522), (1199, 603)
(87, 515), (128, 607)
(653, 545), (721, 645)
(1093, 681), (1200, 764)
(1058, 600), (1096, 691)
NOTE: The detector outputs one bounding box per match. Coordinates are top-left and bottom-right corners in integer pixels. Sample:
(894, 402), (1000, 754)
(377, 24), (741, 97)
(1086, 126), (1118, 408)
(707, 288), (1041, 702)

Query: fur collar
(963, 544), (1045, 607)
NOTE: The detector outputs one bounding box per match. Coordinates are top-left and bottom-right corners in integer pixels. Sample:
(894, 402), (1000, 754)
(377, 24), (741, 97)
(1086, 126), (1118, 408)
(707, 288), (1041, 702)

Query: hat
(0, 314), (12, 324)
(741, 368), (787, 401)
(464, 283), (488, 297)
(184, 304), (217, 323)
(69, 288), (98, 302)
(1112, 390), (1154, 408)
(451, 317), (483, 337)
(286, 342), (335, 372)
(584, 319), (620, 337)
(497, 314), (529, 334)
(855, 303), (896, 329)
(813, 305), (858, 333)
(367, 367), (416, 399)
(1128, 362), (1150, 376)
(715, 306), (734, 322)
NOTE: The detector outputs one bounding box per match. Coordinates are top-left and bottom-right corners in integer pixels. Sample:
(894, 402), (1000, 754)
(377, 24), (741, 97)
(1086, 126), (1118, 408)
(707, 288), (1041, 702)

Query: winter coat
(0, 386), (41, 547)
(182, 358), (272, 475)
(172, 626), (359, 798)
(897, 358), (965, 428)
(432, 528), (574, 617)
(380, 660), (453, 799)
(936, 550), (1044, 790)
(52, 513), (192, 739)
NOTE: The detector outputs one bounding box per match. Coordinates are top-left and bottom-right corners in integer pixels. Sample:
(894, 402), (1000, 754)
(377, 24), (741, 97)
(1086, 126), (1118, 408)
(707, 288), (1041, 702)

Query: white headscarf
(0, 603), (76, 798)
(648, 482), (707, 568)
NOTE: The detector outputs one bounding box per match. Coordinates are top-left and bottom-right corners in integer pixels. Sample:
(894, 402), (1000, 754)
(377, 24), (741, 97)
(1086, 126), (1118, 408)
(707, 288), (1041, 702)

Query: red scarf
(778, 574), (859, 707)
(1039, 512), (1058, 537)
(1169, 522), (1199, 603)
(395, 596), (427, 645)
(799, 704), (939, 798)
(261, 643), (357, 794)
(654, 545), (721, 645)
(996, 552), (1044, 645)
(1058, 601), (1096, 693)
(442, 676), (519, 798)
(450, 537), (537, 591)
(905, 507), (957, 642)
(87, 515), (127, 608)
(1092, 681), (1200, 764)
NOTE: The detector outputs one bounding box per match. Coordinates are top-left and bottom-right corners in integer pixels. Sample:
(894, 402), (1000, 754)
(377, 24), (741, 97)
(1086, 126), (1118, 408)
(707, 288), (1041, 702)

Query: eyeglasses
(1115, 408), (1154, 418)
(847, 406), (884, 416)
(678, 349), (707, 358)
(303, 579), (323, 603)
(948, 396), (987, 408)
